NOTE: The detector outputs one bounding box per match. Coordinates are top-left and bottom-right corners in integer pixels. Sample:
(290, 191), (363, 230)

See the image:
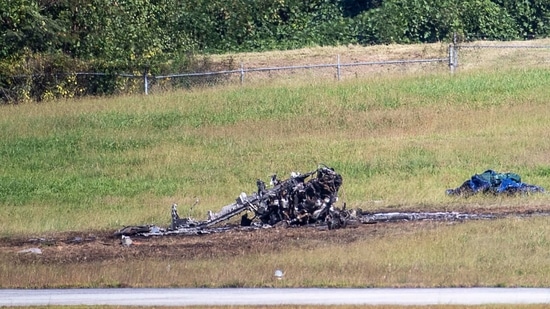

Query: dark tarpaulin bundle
(446, 169), (545, 197)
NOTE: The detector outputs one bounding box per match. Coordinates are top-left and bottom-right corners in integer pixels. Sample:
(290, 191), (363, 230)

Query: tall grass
(1, 68), (550, 234)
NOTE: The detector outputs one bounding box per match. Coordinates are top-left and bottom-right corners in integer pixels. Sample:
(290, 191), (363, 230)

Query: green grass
(1, 68), (550, 234)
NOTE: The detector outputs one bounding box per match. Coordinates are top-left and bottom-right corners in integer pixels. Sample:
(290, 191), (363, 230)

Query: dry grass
(207, 38), (550, 85)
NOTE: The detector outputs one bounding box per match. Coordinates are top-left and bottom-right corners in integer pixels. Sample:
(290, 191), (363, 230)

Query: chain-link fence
(3, 40), (550, 101)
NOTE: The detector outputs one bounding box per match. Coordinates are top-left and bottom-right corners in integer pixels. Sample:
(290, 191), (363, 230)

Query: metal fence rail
(456, 45), (550, 49)
(148, 55), (451, 95)
(5, 42), (550, 97)
(154, 56), (450, 94)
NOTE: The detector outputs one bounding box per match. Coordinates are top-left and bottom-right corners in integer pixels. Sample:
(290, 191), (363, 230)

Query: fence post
(453, 44), (458, 69)
(448, 44), (455, 74)
(240, 63), (244, 84)
(452, 32), (458, 70)
(337, 55), (341, 81)
(144, 69), (149, 95)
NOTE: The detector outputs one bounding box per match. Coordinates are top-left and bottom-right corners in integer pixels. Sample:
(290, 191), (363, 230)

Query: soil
(2, 222), (439, 266)
(3, 205), (549, 265)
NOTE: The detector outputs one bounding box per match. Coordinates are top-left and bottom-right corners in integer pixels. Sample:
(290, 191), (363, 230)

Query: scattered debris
(116, 210), (503, 237)
(18, 247), (42, 255)
(114, 167), (548, 238)
(120, 235), (133, 247)
(69, 237), (83, 243)
(446, 169), (545, 197)
(116, 225), (154, 236)
(359, 211), (498, 222)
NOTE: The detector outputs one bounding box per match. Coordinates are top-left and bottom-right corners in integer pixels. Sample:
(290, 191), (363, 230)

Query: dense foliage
(1, 0), (549, 102)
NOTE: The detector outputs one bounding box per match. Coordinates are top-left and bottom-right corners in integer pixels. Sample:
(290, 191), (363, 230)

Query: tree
(0, 0), (67, 59)
(491, 0), (550, 38)
(355, 0), (518, 44)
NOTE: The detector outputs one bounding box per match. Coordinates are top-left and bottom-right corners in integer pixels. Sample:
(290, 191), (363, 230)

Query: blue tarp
(446, 169), (545, 196)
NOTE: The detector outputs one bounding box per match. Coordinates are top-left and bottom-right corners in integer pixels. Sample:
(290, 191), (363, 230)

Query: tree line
(1, 0), (549, 102)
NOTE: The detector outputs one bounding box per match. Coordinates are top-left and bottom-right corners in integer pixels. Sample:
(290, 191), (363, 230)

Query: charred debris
(173, 165), (348, 230)
(115, 165), (498, 237)
(116, 165), (354, 237)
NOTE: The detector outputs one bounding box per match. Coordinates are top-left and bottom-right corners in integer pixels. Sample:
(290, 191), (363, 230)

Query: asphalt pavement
(1, 288), (550, 306)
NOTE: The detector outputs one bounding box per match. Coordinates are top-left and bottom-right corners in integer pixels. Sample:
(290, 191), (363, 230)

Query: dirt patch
(1, 222), (418, 264)
(3, 205), (549, 265)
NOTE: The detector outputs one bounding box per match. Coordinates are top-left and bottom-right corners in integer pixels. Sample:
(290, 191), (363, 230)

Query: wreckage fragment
(358, 211), (497, 223)
(446, 169), (545, 197)
(114, 209), (503, 237)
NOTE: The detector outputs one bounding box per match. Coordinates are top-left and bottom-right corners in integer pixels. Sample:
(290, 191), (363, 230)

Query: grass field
(1, 40), (550, 297)
(2, 65), (550, 234)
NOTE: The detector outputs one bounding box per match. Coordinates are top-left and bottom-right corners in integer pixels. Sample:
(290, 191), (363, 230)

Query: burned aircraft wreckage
(117, 165), (352, 236)
(115, 165), (502, 237)
(172, 165), (347, 230)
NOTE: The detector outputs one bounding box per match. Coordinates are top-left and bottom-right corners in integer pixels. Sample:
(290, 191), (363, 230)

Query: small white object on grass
(274, 269), (284, 280)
